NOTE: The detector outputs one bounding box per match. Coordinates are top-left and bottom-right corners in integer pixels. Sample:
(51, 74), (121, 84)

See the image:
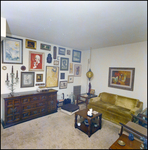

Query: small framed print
(40, 43), (51, 51)
(72, 50), (81, 63)
(21, 72), (34, 88)
(59, 81), (67, 89)
(36, 74), (43, 82)
(74, 64), (82, 77)
(60, 73), (65, 79)
(60, 57), (69, 71)
(69, 63), (73, 73)
(68, 75), (74, 83)
(54, 60), (59, 65)
(67, 50), (71, 55)
(26, 39), (36, 49)
(59, 47), (65, 55)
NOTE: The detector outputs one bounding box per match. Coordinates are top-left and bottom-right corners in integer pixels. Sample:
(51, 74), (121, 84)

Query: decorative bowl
(118, 140), (125, 146)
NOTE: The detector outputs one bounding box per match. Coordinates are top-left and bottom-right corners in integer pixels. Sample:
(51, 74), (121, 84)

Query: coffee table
(75, 108), (102, 137)
(109, 134), (142, 149)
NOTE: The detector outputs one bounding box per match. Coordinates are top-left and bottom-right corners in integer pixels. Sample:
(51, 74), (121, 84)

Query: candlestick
(16, 70), (18, 78)
(12, 66), (13, 73)
(7, 73), (8, 81)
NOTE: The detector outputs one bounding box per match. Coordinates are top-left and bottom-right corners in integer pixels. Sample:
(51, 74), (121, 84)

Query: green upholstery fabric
(87, 92), (143, 125)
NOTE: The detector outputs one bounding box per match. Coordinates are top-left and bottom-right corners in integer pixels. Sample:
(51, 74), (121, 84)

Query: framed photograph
(36, 74), (43, 82)
(69, 63), (73, 73)
(60, 73), (65, 79)
(72, 50), (81, 63)
(108, 67), (135, 91)
(67, 50), (71, 55)
(2, 36), (23, 64)
(60, 57), (69, 71)
(59, 81), (67, 89)
(46, 66), (59, 87)
(58, 47), (65, 55)
(68, 75), (74, 83)
(40, 43), (51, 51)
(29, 51), (45, 71)
(54, 60), (59, 65)
(21, 72), (34, 88)
(74, 64), (82, 77)
(26, 39), (36, 49)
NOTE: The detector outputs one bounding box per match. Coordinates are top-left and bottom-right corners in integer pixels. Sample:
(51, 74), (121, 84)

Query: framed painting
(58, 47), (65, 55)
(72, 50), (81, 63)
(68, 75), (74, 83)
(21, 72), (34, 88)
(46, 66), (59, 87)
(69, 63), (73, 73)
(108, 67), (135, 91)
(2, 36), (23, 64)
(67, 50), (71, 55)
(60, 73), (65, 79)
(60, 57), (69, 71)
(36, 74), (43, 82)
(40, 43), (51, 51)
(54, 60), (59, 65)
(59, 81), (67, 89)
(29, 51), (45, 71)
(26, 39), (36, 49)
(74, 64), (82, 77)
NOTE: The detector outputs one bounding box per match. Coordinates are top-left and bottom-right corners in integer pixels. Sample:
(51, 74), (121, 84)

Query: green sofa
(87, 92), (143, 125)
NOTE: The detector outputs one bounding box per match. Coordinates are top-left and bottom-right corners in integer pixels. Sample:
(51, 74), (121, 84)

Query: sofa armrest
(89, 97), (101, 103)
(130, 107), (142, 116)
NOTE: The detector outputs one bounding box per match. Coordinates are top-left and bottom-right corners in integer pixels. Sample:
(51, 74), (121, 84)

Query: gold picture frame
(26, 39), (37, 49)
(46, 66), (59, 87)
(36, 74), (43, 82)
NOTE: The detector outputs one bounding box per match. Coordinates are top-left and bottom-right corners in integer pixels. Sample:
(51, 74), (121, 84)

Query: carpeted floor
(1, 109), (121, 149)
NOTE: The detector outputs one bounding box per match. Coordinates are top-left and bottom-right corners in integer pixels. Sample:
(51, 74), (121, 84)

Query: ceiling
(1, 1), (147, 51)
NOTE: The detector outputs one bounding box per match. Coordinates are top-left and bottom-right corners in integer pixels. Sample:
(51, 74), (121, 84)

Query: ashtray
(84, 119), (89, 126)
(118, 140), (125, 146)
(94, 123), (99, 127)
(87, 114), (93, 117)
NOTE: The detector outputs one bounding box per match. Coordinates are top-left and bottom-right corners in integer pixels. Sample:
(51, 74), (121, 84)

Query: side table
(77, 93), (97, 107)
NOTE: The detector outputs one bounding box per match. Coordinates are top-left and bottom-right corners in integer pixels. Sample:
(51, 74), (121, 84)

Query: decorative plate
(118, 140), (125, 146)
(21, 65), (26, 71)
(2, 66), (7, 70)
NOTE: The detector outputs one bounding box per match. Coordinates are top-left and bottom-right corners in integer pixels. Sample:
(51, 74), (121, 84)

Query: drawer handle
(39, 103), (43, 106)
(34, 110), (37, 114)
(41, 108), (45, 112)
(23, 99), (28, 102)
(33, 97), (37, 100)
(23, 113), (28, 117)
(41, 96), (46, 99)
(27, 105), (31, 109)
(51, 101), (53, 104)
(10, 107), (17, 113)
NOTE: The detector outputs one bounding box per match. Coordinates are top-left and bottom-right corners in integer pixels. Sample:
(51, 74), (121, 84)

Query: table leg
(86, 98), (88, 107)
(99, 114), (102, 129)
(75, 114), (78, 128)
(88, 119), (91, 137)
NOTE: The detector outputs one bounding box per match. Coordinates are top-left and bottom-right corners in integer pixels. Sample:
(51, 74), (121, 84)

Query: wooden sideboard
(1, 89), (58, 128)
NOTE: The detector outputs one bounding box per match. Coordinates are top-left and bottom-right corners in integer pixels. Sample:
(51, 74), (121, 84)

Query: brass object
(118, 140), (125, 146)
(86, 69), (93, 80)
(2, 66), (7, 70)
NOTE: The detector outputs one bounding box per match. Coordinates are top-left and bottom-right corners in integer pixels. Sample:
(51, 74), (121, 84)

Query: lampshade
(86, 69), (93, 81)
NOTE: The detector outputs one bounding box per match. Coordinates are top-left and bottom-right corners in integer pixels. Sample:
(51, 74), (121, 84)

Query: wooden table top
(109, 134), (142, 149)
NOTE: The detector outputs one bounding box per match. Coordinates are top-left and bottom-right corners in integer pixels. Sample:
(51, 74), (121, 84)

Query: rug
(1, 109), (121, 149)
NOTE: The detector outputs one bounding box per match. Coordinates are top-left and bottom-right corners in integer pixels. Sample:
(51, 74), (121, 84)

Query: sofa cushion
(115, 96), (138, 110)
(100, 92), (117, 105)
(107, 105), (131, 118)
(94, 101), (112, 109)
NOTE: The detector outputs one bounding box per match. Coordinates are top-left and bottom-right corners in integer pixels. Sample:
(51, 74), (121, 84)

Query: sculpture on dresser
(5, 66), (19, 96)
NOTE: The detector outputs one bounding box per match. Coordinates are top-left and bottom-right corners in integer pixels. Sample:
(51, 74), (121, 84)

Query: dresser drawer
(40, 95), (47, 100)
(6, 105), (20, 116)
(22, 111), (30, 119)
(6, 114), (21, 124)
(22, 103), (36, 112)
(6, 98), (20, 107)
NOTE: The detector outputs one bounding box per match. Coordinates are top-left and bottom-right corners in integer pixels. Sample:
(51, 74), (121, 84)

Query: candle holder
(5, 69), (19, 96)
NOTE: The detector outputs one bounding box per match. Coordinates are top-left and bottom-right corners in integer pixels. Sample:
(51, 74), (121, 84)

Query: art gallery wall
(1, 34), (83, 100)
(81, 41), (147, 109)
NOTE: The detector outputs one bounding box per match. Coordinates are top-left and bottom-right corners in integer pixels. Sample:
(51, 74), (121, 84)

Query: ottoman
(61, 104), (79, 115)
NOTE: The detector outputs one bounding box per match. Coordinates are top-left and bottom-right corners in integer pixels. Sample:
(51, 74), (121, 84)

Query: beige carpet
(1, 109), (121, 149)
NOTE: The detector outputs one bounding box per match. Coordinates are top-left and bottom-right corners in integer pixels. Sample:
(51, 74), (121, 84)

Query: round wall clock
(21, 65), (26, 71)
(2, 66), (7, 70)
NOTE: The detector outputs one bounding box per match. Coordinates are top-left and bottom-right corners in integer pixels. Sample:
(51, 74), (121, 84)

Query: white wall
(1, 17), (6, 41)
(82, 41), (147, 110)
(1, 34), (83, 100)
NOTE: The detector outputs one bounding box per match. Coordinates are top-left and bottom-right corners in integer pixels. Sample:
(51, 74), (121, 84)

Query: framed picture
(67, 50), (71, 55)
(60, 73), (65, 79)
(72, 50), (81, 63)
(26, 39), (36, 49)
(68, 75), (74, 83)
(40, 43), (51, 51)
(69, 63), (73, 73)
(2, 36), (23, 64)
(21, 72), (34, 88)
(46, 66), (59, 87)
(59, 81), (67, 89)
(108, 67), (135, 91)
(58, 47), (65, 55)
(74, 64), (82, 77)
(36, 74), (43, 82)
(29, 51), (45, 71)
(60, 57), (69, 71)
(54, 60), (59, 65)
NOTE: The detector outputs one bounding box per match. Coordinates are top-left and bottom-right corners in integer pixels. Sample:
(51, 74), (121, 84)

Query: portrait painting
(108, 67), (135, 91)
(2, 36), (23, 64)
(74, 64), (82, 77)
(46, 66), (59, 87)
(60, 57), (69, 71)
(29, 51), (45, 71)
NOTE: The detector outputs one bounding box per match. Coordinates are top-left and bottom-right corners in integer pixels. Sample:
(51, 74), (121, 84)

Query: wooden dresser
(1, 89), (58, 128)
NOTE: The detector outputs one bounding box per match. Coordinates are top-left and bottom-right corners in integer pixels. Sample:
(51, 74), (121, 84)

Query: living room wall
(1, 34), (83, 101)
(81, 41), (147, 110)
